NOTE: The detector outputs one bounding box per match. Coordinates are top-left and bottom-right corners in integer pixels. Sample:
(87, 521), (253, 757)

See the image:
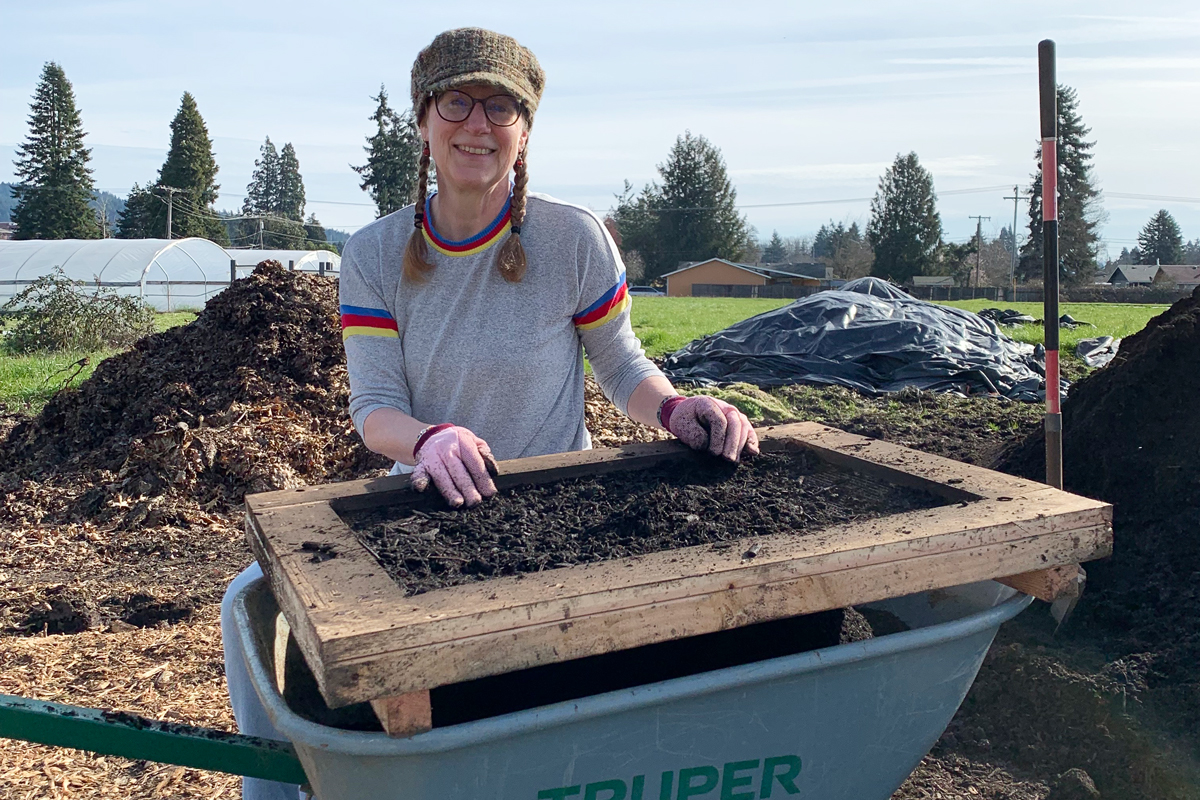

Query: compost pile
(661, 277), (1060, 401)
(350, 450), (943, 595)
(989, 286), (1200, 787)
(0, 262), (390, 531)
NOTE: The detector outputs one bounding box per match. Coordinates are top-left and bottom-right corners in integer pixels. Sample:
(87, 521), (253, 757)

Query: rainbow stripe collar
(421, 193), (512, 257)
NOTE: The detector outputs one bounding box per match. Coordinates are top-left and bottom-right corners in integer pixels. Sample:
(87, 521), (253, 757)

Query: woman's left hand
(661, 395), (760, 462)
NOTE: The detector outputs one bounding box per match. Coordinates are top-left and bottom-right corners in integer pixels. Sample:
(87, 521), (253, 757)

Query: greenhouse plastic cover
(0, 238), (234, 311)
(661, 277), (1062, 401)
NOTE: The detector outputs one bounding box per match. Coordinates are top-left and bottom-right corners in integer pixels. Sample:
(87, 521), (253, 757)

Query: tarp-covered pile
(662, 278), (1061, 401)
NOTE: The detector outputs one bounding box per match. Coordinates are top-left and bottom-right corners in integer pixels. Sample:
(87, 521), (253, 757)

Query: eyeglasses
(434, 90), (523, 127)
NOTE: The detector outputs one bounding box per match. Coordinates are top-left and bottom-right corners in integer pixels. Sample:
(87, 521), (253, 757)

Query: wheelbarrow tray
(243, 423), (1110, 733)
(234, 575), (1034, 800)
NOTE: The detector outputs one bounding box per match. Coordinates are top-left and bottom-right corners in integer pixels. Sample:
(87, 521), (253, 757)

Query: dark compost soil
(985, 287), (1200, 798)
(346, 450), (945, 595)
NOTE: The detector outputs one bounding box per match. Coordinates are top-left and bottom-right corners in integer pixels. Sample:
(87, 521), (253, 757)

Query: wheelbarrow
(0, 577), (1032, 799)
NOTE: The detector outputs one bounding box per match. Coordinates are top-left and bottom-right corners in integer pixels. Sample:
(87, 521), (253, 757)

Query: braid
(403, 143), (434, 284)
(496, 146), (529, 283)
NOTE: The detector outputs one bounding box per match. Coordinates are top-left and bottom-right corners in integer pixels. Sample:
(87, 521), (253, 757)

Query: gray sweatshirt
(339, 191), (663, 463)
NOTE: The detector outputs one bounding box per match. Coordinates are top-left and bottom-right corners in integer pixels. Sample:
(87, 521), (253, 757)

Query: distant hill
(0, 182), (126, 231)
(325, 228), (351, 248)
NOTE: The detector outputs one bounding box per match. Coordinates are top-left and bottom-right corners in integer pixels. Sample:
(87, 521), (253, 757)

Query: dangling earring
(423, 142), (430, 156)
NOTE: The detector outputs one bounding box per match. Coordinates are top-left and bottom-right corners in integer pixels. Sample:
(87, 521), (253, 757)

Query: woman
(222, 27), (758, 800)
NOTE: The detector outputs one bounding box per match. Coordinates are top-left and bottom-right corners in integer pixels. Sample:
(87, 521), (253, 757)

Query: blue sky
(3, 1), (1199, 258)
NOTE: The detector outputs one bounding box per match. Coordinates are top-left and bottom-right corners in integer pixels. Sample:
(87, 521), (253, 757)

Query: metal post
(288, 260), (294, 271)
(319, 261), (326, 278)
(1039, 39), (1063, 491)
(230, 259), (237, 285)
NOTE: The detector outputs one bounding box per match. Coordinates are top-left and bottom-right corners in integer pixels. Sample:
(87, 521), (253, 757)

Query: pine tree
(132, 93), (228, 244)
(10, 62), (101, 240)
(277, 143), (305, 222)
(115, 183), (157, 239)
(1136, 210), (1183, 265)
(615, 132), (752, 280)
(243, 137), (280, 216)
(1018, 85), (1101, 285)
(866, 152), (942, 283)
(761, 231), (787, 263)
(353, 86), (424, 218)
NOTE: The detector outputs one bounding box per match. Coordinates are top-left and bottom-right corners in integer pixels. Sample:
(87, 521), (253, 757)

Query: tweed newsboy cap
(411, 28), (545, 122)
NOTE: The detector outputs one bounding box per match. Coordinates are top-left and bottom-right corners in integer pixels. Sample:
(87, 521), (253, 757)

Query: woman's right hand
(411, 425), (499, 507)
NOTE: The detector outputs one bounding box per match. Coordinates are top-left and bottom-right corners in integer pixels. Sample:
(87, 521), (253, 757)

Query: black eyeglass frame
(431, 90), (525, 127)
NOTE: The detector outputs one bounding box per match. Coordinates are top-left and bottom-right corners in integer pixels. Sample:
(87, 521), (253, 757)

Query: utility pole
(1002, 186), (1030, 299)
(161, 186), (179, 240)
(968, 215), (990, 293)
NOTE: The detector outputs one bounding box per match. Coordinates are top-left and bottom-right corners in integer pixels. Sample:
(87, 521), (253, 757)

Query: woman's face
(420, 83), (529, 197)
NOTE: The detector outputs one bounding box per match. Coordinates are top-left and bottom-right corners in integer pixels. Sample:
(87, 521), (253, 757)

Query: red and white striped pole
(1039, 39), (1063, 490)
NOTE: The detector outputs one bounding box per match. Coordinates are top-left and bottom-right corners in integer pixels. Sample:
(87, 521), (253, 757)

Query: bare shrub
(1, 268), (155, 354)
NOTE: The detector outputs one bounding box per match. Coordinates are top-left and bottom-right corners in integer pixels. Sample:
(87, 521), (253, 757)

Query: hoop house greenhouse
(0, 240), (339, 312)
(227, 248), (340, 276)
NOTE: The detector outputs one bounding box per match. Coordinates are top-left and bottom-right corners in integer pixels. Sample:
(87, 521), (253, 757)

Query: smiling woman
(220, 28), (760, 800)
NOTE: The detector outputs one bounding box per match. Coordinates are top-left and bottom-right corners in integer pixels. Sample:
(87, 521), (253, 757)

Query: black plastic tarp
(661, 277), (1063, 401)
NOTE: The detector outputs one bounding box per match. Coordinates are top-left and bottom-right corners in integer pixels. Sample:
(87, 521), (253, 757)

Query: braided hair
(495, 146), (528, 283)
(401, 142), (435, 284)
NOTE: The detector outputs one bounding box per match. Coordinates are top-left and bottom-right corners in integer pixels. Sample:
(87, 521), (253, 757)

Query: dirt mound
(995, 287), (1200, 759)
(998, 286), (1200, 522)
(0, 263), (391, 527)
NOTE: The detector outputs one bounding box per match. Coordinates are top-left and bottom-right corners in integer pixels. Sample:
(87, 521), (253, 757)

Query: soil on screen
(346, 450), (945, 595)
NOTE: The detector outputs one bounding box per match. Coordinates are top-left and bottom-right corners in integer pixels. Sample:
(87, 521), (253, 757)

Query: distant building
(911, 275), (956, 288)
(0, 223), (15, 241)
(662, 258), (835, 297)
(1106, 265), (1157, 286)
(1152, 265), (1200, 290)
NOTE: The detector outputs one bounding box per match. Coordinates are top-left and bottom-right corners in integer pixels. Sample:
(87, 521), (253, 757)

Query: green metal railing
(0, 693), (308, 785)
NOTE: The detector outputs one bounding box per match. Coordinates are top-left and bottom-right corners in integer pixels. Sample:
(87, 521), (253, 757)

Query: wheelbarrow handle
(0, 693), (307, 785)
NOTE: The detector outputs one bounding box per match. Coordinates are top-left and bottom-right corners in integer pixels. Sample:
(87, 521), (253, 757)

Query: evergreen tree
(1136, 209), (1183, 265)
(1018, 85), (1101, 285)
(813, 221), (863, 261)
(615, 131), (752, 280)
(354, 86), (425, 218)
(115, 183), (157, 239)
(243, 137), (280, 216)
(304, 213), (328, 244)
(998, 226), (1016, 257)
(866, 152), (942, 283)
(761, 231), (787, 263)
(10, 62), (101, 240)
(132, 93), (227, 243)
(277, 142), (305, 222)
(1184, 239), (1200, 265)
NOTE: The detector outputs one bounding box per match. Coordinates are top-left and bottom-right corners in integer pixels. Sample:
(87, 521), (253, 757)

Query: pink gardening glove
(660, 396), (760, 462)
(410, 424), (499, 507)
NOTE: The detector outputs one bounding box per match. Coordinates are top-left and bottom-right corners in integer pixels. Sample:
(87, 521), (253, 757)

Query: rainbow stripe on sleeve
(573, 273), (630, 331)
(340, 304), (399, 340)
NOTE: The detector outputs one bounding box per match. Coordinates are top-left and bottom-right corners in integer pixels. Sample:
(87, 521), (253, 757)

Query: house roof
(661, 258), (833, 281)
(1153, 265), (1200, 285)
(1107, 265), (1158, 283)
(661, 258), (768, 280)
(756, 262), (832, 279)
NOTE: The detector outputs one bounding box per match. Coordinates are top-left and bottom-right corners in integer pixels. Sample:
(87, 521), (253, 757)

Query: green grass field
(941, 300), (1169, 352)
(0, 311), (197, 411)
